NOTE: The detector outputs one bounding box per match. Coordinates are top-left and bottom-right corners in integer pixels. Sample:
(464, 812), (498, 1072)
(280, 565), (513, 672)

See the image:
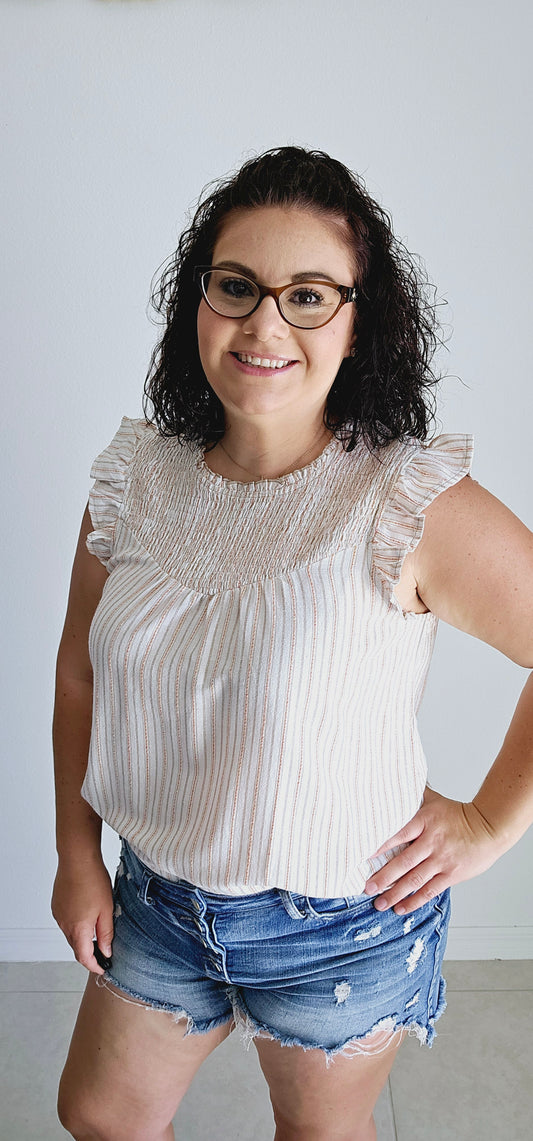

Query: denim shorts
(99, 838), (451, 1067)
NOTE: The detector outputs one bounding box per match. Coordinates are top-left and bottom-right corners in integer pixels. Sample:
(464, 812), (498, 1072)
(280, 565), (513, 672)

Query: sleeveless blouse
(82, 417), (473, 896)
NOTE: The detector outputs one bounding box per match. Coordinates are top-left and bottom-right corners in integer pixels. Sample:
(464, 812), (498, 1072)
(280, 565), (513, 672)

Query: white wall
(1, 0), (532, 960)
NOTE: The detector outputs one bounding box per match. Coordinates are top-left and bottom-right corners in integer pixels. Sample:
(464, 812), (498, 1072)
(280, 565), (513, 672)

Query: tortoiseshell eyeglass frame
(193, 266), (357, 329)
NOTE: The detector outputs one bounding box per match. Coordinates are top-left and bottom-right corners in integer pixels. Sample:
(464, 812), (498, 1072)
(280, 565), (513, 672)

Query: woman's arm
(472, 669), (533, 846)
(364, 474), (533, 913)
(51, 505), (113, 973)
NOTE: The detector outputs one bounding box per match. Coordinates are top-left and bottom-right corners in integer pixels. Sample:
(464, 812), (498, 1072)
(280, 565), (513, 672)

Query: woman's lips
(230, 351), (297, 375)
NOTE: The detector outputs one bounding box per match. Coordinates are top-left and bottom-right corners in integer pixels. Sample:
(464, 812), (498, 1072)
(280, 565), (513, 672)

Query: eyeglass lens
(202, 270), (342, 328)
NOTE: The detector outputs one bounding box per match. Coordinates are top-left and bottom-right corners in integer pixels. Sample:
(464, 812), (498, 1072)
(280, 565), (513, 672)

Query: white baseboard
(1, 926), (532, 962)
(0, 929), (76, 961)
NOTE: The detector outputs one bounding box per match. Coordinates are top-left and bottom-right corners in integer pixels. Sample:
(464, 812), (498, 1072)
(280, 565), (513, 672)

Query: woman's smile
(229, 350), (298, 375)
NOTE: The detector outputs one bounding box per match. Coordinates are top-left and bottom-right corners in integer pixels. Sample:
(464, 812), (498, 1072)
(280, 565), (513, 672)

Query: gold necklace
(217, 432), (331, 481)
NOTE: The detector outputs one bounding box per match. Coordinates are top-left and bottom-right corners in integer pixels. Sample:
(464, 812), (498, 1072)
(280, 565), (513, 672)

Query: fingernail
(374, 898), (388, 910)
(366, 881), (378, 894)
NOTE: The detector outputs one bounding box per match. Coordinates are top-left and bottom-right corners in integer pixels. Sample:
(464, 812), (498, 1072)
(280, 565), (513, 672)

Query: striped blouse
(83, 417), (473, 897)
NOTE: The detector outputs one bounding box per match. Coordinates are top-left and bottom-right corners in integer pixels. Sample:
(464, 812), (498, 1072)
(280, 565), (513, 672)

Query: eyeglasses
(194, 266), (357, 330)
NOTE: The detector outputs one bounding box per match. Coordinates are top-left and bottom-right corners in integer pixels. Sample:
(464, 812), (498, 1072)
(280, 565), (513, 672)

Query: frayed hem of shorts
(94, 972), (233, 1037)
(227, 977), (447, 1070)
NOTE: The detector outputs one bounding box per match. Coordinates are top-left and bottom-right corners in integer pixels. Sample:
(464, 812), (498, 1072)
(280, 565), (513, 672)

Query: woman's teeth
(235, 353), (291, 369)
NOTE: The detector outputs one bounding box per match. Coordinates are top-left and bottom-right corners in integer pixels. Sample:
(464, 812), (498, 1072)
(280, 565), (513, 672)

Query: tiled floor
(0, 960), (531, 1141)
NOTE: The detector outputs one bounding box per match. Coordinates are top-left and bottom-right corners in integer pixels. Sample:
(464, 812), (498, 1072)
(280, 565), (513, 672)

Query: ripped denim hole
(334, 981), (351, 1004)
(353, 923), (382, 943)
(404, 990), (421, 1011)
(406, 937), (425, 974)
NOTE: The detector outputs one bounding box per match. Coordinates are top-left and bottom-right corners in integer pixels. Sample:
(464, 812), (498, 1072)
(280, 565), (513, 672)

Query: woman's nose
(241, 295), (290, 341)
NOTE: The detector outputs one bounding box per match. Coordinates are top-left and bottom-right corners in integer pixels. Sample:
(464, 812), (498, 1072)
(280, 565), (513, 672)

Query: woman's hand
(364, 787), (506, 915)
(51, 856), (114, 974)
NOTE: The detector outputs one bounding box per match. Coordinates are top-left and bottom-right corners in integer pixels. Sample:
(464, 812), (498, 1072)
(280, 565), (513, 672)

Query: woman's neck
(205, 422), (333, 482)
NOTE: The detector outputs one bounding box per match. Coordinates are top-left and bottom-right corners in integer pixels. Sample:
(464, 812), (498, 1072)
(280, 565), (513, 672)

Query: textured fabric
(83, 417), (474, 897)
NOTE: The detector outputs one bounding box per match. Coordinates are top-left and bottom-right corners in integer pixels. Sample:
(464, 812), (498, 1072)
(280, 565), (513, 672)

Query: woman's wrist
(56, 815), (103, 865)
(56, 847), (105, 873)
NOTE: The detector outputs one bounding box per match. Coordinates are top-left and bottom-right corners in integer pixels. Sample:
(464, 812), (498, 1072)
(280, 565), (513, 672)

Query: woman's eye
(290, 288), (324, 308)
(220, 277), (255, 298)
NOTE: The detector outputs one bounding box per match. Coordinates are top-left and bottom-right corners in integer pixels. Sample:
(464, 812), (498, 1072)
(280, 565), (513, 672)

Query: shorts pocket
(304, 893), (373, 919)
(134, 871), (204, 943)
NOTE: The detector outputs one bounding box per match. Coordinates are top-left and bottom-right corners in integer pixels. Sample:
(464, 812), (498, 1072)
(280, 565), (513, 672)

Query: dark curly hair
(143, 146), (442, 452)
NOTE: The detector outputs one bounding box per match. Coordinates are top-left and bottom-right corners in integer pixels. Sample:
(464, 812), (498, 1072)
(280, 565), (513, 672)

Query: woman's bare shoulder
(412, 475), (533, 666)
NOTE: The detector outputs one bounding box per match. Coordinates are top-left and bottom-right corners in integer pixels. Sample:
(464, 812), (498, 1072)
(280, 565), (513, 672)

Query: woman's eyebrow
(214, 260), (337, 283)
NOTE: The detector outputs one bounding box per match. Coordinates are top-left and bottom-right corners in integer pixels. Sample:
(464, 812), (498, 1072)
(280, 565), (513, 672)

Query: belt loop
(277, 889), (307, 919)
(138, 869), (153, 904)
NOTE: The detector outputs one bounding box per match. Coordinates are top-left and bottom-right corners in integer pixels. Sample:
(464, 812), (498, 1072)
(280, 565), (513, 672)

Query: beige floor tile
(173, 1030), (275, 1139)
(0, 990), (82, 1140)
(389, 989), (533, 1141)
(443, 958), (533, 991)
(0, 961), (86, 993)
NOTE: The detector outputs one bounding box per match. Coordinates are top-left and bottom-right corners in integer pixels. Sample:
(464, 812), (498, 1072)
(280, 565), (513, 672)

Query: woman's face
(196, 205), (356, 427)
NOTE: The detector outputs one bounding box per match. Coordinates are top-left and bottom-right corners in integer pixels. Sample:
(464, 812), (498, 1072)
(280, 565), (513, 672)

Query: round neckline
(194, 435), (342, 492)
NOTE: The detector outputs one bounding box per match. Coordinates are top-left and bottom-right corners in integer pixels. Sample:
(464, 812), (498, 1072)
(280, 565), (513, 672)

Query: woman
(52, 147), (533, 1141)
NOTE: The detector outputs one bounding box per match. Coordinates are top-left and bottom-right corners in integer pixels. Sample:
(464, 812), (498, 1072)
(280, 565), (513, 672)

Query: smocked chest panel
(120, 433), (383, 591)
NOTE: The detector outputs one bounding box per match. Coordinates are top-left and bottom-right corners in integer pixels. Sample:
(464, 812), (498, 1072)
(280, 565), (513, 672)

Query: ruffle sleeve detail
(86, 416), (154, 567)
(372, 433), (474, 615)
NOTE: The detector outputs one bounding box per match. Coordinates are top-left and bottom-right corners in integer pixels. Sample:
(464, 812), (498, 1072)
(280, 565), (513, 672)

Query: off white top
(83, 417), (473, 896)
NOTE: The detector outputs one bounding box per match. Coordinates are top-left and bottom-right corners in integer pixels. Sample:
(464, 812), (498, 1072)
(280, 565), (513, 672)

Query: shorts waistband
(119, 837), (370, 920)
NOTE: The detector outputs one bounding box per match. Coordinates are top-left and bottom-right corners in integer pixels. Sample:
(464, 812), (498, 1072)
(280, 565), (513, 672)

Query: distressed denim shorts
(99, 838), (451, 1066)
